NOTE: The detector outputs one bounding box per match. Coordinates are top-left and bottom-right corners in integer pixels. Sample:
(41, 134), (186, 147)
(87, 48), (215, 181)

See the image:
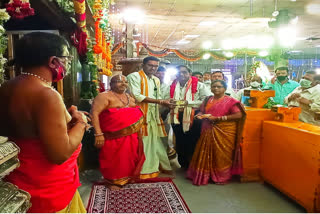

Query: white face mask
(250, 81), (261, 88)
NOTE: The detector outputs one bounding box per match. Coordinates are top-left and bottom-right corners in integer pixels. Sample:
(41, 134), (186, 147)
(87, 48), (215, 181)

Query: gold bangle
(94, 133), (104, 137)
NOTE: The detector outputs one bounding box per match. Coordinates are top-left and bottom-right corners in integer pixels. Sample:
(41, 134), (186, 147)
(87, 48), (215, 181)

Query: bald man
(91, 75), (145, 189)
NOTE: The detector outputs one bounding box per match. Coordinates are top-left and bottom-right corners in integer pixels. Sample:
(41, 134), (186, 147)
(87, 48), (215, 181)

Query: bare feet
(107, 184), (122, 190)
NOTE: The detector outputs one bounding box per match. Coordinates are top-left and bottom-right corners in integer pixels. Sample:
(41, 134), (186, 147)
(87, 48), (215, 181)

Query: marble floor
(78, 169), (305, 213)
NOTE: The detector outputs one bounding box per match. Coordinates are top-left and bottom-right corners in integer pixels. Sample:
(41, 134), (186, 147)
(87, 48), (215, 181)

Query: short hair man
(163, 65), (212, 168)
(285, 71), (320, 126)
(211, 71), (236, 98)
(268, 67), (300, 105)
(127, 56), (172, 178)
(235, 75), (263, 106)
(192, 72), (203, 82)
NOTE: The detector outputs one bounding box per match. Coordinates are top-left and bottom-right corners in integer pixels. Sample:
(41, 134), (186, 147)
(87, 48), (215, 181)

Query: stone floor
(79, 168), (305, 213)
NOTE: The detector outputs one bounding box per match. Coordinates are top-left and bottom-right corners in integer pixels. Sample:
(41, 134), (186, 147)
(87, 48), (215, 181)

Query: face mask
(277, 76), (287, 82)
(50, 58), (67, 82)
(250, 81), (261, 88)
(299, 79), (312, 88)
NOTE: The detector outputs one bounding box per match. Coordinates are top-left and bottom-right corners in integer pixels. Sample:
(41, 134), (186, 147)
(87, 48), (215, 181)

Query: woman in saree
(91, 75), (145, 190)
(187, 80), (245, 185)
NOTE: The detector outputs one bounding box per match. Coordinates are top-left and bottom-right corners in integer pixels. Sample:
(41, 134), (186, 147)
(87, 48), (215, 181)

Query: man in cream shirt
(285, 71), (320, 126)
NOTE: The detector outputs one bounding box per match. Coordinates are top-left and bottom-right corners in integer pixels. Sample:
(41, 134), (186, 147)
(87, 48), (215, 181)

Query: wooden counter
(261, 121), (320, 212)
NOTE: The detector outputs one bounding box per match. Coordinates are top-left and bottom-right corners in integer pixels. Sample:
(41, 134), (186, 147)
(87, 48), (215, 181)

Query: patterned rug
(87, 179), (191, 213)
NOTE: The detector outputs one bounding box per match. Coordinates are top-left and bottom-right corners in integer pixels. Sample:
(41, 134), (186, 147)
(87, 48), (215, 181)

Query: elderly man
(235, 75), (263, 106)
(211, 71), (236, 97)
(268, 67), (300, 105)
(285, 71), (320, 126)
(91, 75), (145, 189)
(127, 56), (172, 178)
(164, 65), (212, 168)
(192, 72), (203, 82)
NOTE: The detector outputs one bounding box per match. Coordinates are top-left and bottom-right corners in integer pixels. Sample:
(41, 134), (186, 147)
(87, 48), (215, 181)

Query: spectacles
(57, 56), (74, 62)
(145, 64), (159, 68)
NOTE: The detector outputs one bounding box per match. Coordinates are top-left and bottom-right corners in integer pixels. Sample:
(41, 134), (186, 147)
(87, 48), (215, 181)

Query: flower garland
(170, 76), (198, 99)
(71, 0), (88, 57)
(6, 0), (34, 20)
(0, 9), (10, 85)
(92, 0), (112, 77)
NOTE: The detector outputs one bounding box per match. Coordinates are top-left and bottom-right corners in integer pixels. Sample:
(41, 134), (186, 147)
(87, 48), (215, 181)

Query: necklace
(111, 91), (130, 107)
(21, 72), (52, 87)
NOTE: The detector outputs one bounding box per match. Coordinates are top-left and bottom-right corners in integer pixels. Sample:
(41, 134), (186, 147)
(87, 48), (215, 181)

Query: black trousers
(172, 110), (202, 169)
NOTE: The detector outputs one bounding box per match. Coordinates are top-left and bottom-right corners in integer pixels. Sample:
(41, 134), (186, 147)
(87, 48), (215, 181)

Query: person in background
(267, 67), (300, 105)
(91, 75), (145, 189)
(211, 71), (236, 98)
(235, 75), (263, 106)
(285, 71), (320, 126)
(0, 32), (88, 213)
(127, 56), (172, 179)
(164, 65), (212, 168)
(203, 71), (212, 89)
(192, 72), (203, 82)
(155, 66), (180, 168)
(187, 80), (245, 185)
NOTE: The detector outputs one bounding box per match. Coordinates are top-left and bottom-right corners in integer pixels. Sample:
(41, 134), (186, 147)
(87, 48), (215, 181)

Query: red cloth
(99, 107), (145, 181)
(5, 139), (81, 213)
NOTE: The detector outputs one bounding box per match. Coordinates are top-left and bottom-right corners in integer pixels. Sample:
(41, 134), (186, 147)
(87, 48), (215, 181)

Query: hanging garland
(111, 42), (123, 55)
(70, 0), (88, 57)
(6, 0), (34, 20)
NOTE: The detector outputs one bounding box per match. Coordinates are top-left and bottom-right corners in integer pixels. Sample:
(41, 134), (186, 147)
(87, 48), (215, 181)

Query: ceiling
(110, 0), (320, 52)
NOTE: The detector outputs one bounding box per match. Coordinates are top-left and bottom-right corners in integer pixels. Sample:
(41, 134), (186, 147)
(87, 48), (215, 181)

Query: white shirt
(163, 81), (212, 108)
(226, 87), (236, 98)
(284, 84), (320, 126)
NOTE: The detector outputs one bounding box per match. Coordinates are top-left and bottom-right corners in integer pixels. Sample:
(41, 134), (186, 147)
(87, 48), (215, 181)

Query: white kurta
(284, 84), (320, 126)
(127, 72), (172, 175)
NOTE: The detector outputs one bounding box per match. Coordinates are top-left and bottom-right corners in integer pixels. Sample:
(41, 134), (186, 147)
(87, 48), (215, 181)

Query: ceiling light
(306, 3), (320, 15)
(184, 35), (200, 38)
(122, 8), (145, 24)
(202, 41), (213, 49)
(198, 21), (218, 26)
(221, 39), (234, 50)
(202, 53), (211, 60)
(316, 68), (320, 74)
(272, 11), (279, 17)
(277, 26), (297, 47)
(259, 51), (269, 57)
(290, 0), (296, 2)
(224, 52), (234, 58)
(176, 39), (191, 45)
(290, 50), (302, 53)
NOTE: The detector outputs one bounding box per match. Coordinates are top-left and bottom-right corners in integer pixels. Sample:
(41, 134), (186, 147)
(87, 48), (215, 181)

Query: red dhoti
(99, 107), (145, 185)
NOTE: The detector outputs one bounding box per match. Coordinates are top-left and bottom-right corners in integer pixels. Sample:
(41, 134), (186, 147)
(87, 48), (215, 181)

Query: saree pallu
(187, 96), (246, 185)
(99, 106), (145, 186)
(5, 139), (82, 213)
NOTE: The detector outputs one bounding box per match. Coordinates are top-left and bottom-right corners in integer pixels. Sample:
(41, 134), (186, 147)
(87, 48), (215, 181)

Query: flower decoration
(6, 0), (34, 20)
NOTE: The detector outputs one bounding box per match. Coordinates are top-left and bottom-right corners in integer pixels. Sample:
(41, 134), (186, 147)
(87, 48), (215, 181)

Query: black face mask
(277, 76), (287, 81)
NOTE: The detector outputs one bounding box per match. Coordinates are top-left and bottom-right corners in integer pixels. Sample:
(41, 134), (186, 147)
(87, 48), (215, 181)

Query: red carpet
(87, 178), (191, 213)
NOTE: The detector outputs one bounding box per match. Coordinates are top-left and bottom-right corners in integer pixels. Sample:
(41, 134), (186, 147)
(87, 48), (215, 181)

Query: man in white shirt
(163, 65), (212, 168)
(235, 76), (263, 106)
(127, 56), (172, 178)
(285, 71), (320, 126)
(211, 71), (236, 98)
